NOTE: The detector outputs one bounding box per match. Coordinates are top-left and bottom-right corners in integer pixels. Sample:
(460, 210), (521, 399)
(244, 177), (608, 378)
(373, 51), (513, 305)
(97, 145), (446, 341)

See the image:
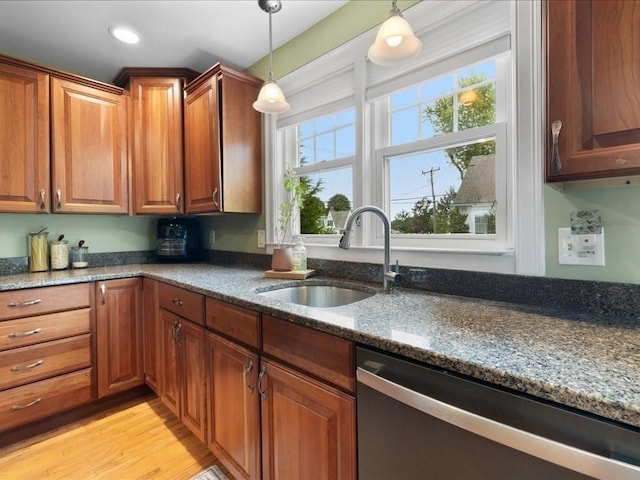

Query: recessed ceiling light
(109, 26), (140, 44)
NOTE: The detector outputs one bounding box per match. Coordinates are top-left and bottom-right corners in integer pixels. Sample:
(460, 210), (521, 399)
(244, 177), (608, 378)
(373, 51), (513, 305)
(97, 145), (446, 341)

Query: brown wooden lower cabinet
(159, 305), (207, 443)
(206, 332), (261, 480)
(142, 278), (160, 394)
(96, 278), (144, 398)
(205, 302), (357, 480)
(260, 358), (356, 480)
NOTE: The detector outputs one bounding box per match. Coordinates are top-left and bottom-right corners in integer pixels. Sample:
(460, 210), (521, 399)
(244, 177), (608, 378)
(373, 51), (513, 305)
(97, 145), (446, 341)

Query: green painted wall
(544, 185), (640, 284)
(0, 214), (157, 257)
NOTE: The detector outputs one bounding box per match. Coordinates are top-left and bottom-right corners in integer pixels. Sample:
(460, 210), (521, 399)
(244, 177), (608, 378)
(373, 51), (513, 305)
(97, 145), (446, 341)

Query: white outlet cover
(209, 230), (215, 247)
(257, 230), (266, 249)
(558, 227), (605, 266)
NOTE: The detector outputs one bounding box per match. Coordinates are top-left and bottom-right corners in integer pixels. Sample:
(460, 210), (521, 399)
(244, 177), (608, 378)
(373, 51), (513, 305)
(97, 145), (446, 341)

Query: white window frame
(265, 0), (544, 276)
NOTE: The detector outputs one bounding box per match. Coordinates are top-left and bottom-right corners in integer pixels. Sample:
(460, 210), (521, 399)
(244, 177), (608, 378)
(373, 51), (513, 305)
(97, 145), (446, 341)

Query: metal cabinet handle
(99, 284), (106, 305)
(174, 321), (183, 346)
(171, 320), (178, 343)
(39, 188), (46, 210)
(551, 120), (562, 172)
(357, 367), (640, 479)
(8, 299), (42, 308)
(8, 328), (42, 338)
(11, 359), (44, 372)
(171, 298), (184, 306)
(212, 187), (220, 209)
(56, 189), (62, 209)
(257, 365), (267, 400)
(11, 397), (42, 410)
(176, 193), (181, 209)
(245, 360), (255, 393)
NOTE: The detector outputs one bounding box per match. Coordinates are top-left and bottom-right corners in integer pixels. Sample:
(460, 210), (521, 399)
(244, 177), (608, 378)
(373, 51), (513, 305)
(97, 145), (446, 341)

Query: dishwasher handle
(357, 367), (640, 480)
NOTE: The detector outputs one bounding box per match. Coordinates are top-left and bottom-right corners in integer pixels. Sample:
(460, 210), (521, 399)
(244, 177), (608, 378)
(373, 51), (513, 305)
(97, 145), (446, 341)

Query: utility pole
(421, 167), (440, 233)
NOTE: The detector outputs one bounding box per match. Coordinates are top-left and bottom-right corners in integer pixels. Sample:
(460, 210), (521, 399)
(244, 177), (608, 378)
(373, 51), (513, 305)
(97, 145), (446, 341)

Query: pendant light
(368, 0), (422, 66)
(253, 0), (290, 114)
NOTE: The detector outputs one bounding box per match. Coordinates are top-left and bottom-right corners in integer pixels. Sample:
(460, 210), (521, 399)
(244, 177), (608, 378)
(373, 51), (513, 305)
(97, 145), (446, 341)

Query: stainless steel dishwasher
(357, 347), (640, 480)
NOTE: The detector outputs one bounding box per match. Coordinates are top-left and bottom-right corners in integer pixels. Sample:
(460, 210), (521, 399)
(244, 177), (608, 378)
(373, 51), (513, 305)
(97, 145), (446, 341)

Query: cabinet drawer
(0, 368), (93, 433)
(0, 308), (91, 351)
(206, 298), (260, 348)
(158, 282), (204, 325)
(0, 284), (91, 321)
(262, 315), (355, 392)
(0, 334), (91, 390)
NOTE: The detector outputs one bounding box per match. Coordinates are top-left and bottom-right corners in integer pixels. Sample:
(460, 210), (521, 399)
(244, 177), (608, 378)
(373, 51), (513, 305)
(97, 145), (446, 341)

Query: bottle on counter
(292, 236), (307, 272)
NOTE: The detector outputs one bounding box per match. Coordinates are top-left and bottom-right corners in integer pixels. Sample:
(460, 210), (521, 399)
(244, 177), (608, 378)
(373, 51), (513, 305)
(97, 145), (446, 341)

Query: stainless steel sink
(257, 284), (375, 308)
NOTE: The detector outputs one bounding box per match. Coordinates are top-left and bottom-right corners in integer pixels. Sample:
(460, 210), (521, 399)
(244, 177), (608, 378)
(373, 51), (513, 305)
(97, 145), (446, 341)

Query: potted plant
(272, 168), (305, 271)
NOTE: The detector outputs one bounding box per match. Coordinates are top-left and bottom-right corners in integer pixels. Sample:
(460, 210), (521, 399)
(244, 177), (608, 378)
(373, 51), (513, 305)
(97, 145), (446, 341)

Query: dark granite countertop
(2, 263), (639, 429)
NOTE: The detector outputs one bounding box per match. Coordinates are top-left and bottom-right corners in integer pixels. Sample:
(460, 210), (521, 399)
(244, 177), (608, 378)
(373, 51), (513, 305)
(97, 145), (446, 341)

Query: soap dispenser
(292, 236), (307, 271)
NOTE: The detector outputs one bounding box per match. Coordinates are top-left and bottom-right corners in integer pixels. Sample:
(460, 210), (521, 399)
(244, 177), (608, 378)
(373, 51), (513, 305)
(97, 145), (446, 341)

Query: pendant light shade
(253, 80), (290, 114)
(253, 0), (290, 114)
(368, 0), (422, 66)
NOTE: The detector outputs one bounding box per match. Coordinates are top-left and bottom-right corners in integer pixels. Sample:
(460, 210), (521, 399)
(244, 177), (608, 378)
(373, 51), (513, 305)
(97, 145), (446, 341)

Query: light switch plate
(558, 227), (605, 266)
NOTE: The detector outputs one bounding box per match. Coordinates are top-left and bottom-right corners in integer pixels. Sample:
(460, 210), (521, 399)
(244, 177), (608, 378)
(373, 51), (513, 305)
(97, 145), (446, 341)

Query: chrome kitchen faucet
(339, 205), (400, 291)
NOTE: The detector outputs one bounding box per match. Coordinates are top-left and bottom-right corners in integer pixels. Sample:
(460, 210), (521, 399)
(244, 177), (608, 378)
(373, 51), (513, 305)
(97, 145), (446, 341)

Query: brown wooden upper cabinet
(0, 62), (50, 213)
(184, 65), (263, 214)
(1, 54), (129, 214)
(546, 0), (640, 183)
(51, 77), (128, 213)
(114, 68), (199, 215)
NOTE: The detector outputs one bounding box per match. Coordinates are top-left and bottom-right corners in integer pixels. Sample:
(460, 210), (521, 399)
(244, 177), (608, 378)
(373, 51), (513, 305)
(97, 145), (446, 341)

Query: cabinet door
(142, 278), (160, 394)
(219, 73), (262, 213)
(180, 319), (206, 443)
(546, 0), (640, 182)
(160, 309), (181, 417)
(131, 77), (184, 215)
(184, 76), (221, 214)
(96, 279), (143, 398)
(207, 333), (260, 480)
(51, 77), (128, 213)
(0, 63), (49, 213)
(260, 359), (356, 480)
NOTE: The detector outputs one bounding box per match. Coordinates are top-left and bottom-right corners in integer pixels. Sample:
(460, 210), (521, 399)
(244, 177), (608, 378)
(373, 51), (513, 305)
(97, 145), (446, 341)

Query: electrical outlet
(209, 230), (216, 248)
(558, 227), (605, 266)
(257, 230), (266, 248)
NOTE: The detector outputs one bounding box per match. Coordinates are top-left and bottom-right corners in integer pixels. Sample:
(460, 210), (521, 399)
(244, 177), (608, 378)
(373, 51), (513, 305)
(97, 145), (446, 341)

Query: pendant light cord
(268, 10), (274, 82)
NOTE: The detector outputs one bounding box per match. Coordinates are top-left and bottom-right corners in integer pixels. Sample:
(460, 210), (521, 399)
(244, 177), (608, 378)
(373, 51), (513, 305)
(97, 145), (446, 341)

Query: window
(280, 108), (355, 238)
(269, 1), (544, 275)
(373, 57), (509, 250)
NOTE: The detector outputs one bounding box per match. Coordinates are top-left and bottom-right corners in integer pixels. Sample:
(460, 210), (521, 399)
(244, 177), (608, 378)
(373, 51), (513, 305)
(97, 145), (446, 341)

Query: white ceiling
(0, 0), (348, 83)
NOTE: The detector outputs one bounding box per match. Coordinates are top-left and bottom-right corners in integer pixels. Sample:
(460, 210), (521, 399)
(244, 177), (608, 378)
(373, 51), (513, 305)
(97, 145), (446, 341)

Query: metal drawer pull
(176, 193), (181, 209)
(8, 328), (42, 338)
(245, 360), (255, 393)
(171, 298), (184, 306)
(100, 284), (106, 305)
(11, 397), (42, 410)
(257, 365), (267, 400)
(357, 367), (640, 479)
(11, 359), (44, 372)
(7, 299), (42, 308)
(56, 189), (62, 209)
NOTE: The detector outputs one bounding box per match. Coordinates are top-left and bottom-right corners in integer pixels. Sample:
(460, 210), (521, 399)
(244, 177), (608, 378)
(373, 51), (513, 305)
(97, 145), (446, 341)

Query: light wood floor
(0, 395), (228, 480)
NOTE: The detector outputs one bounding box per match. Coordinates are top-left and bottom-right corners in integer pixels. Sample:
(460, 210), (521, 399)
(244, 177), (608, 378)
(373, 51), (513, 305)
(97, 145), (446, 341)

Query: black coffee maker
(156, 217), (200, 262)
